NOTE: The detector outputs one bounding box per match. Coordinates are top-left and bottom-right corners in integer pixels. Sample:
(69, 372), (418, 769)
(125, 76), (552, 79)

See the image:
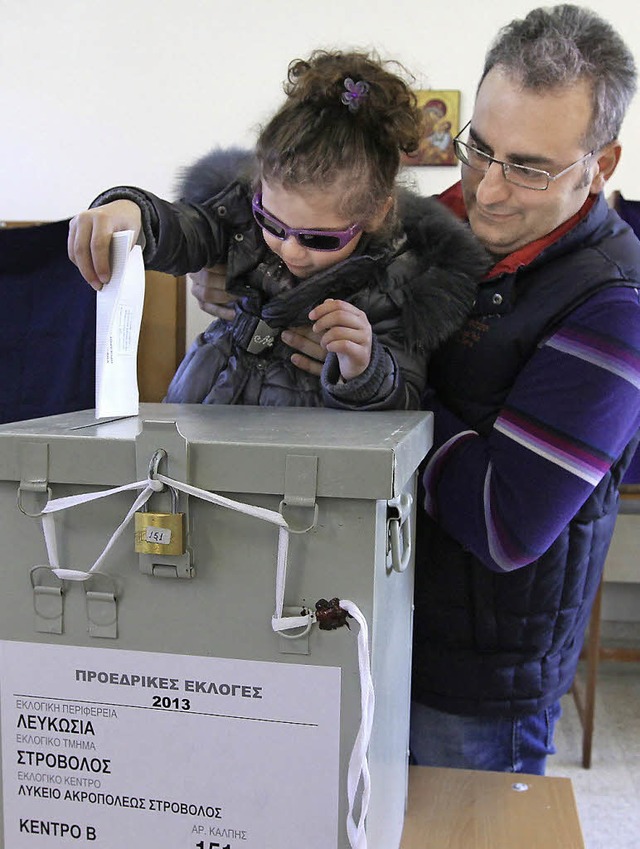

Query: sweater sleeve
(320, 294), (428, 410)
(91, 183), (257, 276)
(320, 336), (417, 410)
(422, 286), (640, 572)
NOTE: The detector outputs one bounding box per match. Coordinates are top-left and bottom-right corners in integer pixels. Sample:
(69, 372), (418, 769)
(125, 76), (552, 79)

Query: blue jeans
(409, 700), (561, 775)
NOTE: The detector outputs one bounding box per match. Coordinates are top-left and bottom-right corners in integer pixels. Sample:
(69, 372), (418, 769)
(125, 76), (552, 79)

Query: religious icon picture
(402, 90), (461, 166)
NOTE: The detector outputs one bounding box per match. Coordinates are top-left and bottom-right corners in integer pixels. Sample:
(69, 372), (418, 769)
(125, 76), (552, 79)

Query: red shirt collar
(438, 181), (597, 279)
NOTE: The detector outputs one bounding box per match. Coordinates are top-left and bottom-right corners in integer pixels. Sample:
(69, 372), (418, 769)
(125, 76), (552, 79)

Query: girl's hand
(308, 298), (372, 380)
(67, 200), (142, 290)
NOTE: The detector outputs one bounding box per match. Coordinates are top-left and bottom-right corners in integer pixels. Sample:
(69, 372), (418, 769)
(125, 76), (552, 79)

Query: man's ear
(589, 141), (622, 194)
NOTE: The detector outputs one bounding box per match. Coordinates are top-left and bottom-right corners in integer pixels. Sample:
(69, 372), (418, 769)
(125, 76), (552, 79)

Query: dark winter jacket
(94, 149), (489, 408)
(412, 190), (640, 716)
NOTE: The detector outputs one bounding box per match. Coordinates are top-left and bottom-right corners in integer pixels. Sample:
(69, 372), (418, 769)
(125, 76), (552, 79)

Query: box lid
(0, 404), (432, 500)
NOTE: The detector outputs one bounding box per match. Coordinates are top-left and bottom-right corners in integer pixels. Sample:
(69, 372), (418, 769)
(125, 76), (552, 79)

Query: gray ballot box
(0, 404), (432, 849)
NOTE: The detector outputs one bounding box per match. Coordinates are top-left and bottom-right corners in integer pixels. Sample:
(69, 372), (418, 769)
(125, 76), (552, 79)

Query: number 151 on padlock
(134, 486), (185, 556)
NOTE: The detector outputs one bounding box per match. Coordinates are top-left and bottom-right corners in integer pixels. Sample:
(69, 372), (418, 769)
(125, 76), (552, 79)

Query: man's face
(461, 67), (606, 256)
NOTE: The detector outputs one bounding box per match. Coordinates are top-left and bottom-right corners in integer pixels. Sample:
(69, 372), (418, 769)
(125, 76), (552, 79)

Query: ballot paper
(95, 230), (145, 419)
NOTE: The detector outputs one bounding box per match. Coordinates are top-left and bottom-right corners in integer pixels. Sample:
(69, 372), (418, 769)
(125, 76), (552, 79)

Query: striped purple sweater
(423, 284), (640, 572)
(412, 189), (640, 715)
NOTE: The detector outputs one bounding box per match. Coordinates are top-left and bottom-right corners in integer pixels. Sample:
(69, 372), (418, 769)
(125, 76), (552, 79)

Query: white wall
(2, 0), (640, 340)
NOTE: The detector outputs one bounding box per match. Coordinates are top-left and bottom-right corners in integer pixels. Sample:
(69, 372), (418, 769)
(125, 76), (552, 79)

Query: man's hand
(67, 200), (142, 290)
(308, 298), (372, 380)
(188, 263), (329, 376)
(190, 265), (237, 320)
(281, 326), (326, 376)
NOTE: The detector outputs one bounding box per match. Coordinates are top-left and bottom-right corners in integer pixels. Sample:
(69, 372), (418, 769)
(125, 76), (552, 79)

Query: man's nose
(475, 161), (512, 204)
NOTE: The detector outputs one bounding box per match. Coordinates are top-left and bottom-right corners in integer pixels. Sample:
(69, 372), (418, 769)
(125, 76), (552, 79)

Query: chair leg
(581, 580), (603, 768)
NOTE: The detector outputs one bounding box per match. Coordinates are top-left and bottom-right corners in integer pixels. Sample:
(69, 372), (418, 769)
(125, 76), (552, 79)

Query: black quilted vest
(412, 194), (640, 716)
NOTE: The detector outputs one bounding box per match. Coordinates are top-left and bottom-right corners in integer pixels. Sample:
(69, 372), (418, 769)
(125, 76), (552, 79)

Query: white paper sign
(95, 230), (145, 419)
(0, 641), (341, 848)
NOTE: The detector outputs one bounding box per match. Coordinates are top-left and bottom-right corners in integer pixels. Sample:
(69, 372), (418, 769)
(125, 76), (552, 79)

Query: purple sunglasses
(251, 193), (362, 252)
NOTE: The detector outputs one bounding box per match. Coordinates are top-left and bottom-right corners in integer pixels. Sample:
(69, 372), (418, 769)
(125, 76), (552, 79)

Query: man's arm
(423, 287), (640, 572)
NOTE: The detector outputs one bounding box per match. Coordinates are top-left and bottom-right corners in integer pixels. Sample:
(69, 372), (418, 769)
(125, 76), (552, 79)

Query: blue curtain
(0, 219), (96, 424)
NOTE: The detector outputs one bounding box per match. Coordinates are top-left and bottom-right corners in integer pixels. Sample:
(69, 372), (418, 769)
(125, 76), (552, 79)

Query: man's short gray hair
(480, 4), (637, 150)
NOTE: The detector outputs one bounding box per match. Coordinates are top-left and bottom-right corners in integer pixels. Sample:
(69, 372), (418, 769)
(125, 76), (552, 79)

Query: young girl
(69, 50), (488, 409)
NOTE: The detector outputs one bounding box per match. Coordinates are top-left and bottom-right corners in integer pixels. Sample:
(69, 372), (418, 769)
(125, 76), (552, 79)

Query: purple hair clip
(341, 77), (370, 113)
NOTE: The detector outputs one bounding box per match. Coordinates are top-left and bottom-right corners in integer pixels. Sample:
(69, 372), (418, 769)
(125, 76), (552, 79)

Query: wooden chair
(137, 268), (186, 401)
(0, 219), (185, 407)
(571, 488), (640, 767)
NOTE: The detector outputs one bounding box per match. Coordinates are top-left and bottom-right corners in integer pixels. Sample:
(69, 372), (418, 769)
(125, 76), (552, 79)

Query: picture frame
(402, 90), (461, 166)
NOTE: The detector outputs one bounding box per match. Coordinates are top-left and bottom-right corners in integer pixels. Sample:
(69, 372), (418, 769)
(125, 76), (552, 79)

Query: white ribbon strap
(154, 478), (374, 848)
(34, 472), (373, 849)
(40, 480), (159, 581)
(154, 480), (372, 847)
(154, 473), (288, 528)
(153, 474), (313, 637)
(148, 474), (313, 639)
(341, 599), (375, 849)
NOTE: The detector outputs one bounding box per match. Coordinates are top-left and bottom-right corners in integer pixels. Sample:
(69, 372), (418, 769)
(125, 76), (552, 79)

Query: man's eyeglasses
(453, 121), (595, 191)
(251, 194), (362, 252)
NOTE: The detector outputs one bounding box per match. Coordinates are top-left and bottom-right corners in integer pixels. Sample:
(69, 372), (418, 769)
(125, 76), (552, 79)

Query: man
(408, 4), (640, 774)
(191, 5), (640, 774)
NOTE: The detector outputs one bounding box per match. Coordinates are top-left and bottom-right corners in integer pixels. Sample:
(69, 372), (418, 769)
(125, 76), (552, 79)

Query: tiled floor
(547, 661), (640, 849)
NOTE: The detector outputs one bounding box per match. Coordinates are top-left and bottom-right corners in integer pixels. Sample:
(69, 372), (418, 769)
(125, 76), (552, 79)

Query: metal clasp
(17, 442), (51, 517)
(278, 454), (319, 533)
(386, 492), (413, 573)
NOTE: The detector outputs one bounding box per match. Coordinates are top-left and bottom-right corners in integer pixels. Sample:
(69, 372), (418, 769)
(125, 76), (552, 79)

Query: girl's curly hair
(256, 50), (423, 227)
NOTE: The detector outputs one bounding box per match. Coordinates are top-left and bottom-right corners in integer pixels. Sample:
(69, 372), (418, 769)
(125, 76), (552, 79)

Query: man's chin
(468, 211), (522, 256)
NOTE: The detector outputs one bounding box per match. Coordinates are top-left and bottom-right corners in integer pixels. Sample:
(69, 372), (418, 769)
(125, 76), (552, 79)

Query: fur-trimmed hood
(174, 147), (257, 203)
(394, 188), (490, 351)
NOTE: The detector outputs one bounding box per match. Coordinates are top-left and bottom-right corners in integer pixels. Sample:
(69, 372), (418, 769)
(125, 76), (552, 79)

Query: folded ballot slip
(95, 230), (145, 419)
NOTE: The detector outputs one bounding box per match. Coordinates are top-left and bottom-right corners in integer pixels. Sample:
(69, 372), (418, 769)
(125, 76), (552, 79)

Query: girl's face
(258, 180), (365, 279)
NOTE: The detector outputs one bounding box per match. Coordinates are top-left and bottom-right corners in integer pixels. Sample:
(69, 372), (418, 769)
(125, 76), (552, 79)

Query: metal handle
(387, 493), (413, 573)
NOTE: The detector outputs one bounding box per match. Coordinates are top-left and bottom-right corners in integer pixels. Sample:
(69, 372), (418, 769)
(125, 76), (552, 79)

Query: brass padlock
(134, 486), (185, 556)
